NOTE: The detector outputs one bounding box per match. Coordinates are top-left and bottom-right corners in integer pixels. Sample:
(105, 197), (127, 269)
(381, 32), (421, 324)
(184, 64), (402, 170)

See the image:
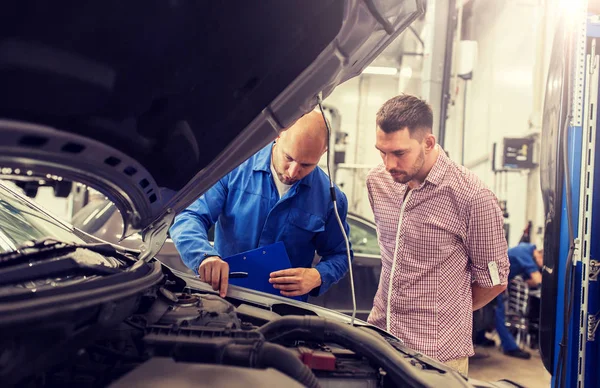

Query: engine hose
(258, 316), (425, 387)
(222, 342), (320, 388)
(258, 343), (320, 388)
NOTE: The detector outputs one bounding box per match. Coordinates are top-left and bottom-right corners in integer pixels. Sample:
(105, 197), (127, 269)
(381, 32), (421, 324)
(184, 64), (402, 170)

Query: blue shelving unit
(551, 10), (600, 387)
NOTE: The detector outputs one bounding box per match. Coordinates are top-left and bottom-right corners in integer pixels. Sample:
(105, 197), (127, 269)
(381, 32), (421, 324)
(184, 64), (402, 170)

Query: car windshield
(73, 198), (216, 243)
(71, 198), (119, 236)
(347, 216), (380, 256)
(0, 182), (87, 253)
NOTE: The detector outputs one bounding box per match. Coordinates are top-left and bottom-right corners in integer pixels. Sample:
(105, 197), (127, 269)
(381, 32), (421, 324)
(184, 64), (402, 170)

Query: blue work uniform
(169, 143), (353, 300)
(495, 243), (540, 351)
(507, 243), (539, 281)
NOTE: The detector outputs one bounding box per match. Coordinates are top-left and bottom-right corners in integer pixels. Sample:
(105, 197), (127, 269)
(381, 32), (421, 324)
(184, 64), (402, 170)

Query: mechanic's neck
(406, 145), (440, 190)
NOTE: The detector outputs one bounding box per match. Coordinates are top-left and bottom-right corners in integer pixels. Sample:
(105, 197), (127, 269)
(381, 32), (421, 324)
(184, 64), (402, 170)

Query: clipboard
(223, 241), (301, 300)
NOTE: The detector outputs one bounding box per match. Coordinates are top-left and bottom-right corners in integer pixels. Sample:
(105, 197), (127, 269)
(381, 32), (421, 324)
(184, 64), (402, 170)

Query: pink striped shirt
(366, 148), (509, 361)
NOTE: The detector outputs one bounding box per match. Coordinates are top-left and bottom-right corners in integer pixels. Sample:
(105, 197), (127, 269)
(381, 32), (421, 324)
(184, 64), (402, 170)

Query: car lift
(551, 2), (600, 387)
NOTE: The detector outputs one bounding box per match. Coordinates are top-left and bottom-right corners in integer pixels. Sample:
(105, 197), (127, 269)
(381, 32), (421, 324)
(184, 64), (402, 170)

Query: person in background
(477, 243), (543, 359)
(366, 94), (510, 376)
(170, 110), (353, 300)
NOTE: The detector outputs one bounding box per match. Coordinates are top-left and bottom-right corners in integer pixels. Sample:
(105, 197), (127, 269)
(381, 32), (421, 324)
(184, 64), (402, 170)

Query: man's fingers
(219, 263), (229, 298)
(210, 264), (221, 291)
(198, 265), (205, 282)
(269, 276), (300, 284)
(199, 257), (227, 293)
(273, 283), (300, 291)
(203, 265), (212, 285)
(270, 268), (300, 278)
(199, 260), (212, 282)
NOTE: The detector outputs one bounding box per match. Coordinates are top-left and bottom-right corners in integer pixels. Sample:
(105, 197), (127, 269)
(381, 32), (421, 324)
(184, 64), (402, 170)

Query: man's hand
(526, 271), (542, 287)
(269, 268), (322, 297)
(472, 283), (506, 311)
(198, 256), (229, 298)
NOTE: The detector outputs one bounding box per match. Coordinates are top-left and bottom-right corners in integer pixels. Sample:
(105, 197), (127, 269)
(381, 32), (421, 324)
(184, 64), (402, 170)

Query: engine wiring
(316, 92), (357, 326)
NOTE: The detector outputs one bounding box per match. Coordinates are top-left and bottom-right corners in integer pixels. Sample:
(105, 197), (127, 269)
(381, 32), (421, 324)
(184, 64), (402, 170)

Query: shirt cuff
(187, 249), (220, 275)
(312, 264), (335, 296)
(472, 260), (509, 288)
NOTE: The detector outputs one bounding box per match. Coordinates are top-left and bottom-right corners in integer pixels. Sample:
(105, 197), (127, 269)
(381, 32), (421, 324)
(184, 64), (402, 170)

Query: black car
(0, 1), (518, 387)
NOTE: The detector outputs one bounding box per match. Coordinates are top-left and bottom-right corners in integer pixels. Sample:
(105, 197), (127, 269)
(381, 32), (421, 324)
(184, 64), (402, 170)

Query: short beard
(389, 149), (425, 184)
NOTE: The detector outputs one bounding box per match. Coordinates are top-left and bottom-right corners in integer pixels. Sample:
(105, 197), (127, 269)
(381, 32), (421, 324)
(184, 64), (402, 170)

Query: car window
(71, 199), (118, 235)
(73, 197), (216, 243)
(347, 216), (380, 256)
(0, 184), (87, 253)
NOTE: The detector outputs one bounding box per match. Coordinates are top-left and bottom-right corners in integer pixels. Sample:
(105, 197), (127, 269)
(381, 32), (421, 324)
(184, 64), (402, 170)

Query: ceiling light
(363, 66), (398, 76)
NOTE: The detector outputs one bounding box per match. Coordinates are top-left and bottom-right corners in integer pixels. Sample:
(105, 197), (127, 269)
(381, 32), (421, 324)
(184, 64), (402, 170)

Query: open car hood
(0, 0), (423, 259)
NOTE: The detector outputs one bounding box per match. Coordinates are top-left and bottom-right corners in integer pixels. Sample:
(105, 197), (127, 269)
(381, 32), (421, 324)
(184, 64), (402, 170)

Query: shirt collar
(424, 146), (449, 186)
(252, 144), (273, 173)
(252, 143), (313, 188)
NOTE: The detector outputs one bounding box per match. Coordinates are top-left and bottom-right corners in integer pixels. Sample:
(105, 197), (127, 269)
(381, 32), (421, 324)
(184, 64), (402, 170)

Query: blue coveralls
(170, 144), (353, 300)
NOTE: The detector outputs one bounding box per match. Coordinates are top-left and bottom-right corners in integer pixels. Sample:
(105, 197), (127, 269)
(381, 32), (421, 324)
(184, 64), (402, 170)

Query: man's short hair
(376, 94), (433, 138)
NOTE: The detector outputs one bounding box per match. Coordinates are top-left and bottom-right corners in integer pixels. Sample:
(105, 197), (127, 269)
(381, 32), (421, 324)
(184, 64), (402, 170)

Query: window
(0, 184), (87, 253)
(347, 215), (380, 256)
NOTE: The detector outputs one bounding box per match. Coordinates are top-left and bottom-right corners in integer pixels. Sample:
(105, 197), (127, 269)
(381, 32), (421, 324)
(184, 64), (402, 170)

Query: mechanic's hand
(198, 256), (229, 298)
(269, 268), (322, 297)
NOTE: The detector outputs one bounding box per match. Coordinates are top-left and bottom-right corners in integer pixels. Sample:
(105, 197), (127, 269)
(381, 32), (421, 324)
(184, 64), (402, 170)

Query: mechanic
(365, 94), (510, 376)
(476, 242), (543, 359)
(170, 110), (353, 301)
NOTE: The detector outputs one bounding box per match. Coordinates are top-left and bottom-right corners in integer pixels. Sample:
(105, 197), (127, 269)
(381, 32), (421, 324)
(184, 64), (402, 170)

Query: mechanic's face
(376, 127), (430, 184)
(272, 112), (327, 185)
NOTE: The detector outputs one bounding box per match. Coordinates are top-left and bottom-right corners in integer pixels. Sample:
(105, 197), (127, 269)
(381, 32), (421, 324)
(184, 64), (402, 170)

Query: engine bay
(40, 286), (391, 388)
(0, 248), (469, 388)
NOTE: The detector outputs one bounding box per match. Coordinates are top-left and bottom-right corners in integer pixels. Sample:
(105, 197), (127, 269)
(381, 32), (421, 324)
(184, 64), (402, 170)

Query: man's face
(375, 127), (425, 184)
(272, 130), (325, 185)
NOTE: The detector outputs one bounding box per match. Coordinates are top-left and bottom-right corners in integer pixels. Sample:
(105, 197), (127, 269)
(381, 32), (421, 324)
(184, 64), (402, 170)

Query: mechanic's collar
(424, 145), (449, 186)
(252, 143), (312, 187)
(252, 143), (272, 173)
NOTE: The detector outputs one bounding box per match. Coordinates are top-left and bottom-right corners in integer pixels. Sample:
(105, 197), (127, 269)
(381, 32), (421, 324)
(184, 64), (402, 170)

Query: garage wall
(444, 0), (552, 247)
(323, 0), (552, 247)
(324, 69), (422, 220)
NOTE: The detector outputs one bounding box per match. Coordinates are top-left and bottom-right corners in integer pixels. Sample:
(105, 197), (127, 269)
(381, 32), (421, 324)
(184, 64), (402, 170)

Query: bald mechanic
(170, 111), (353, 300)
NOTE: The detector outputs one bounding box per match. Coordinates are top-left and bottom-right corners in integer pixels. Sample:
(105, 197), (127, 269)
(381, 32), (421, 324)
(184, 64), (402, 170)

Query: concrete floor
(469, 344), (552, 388)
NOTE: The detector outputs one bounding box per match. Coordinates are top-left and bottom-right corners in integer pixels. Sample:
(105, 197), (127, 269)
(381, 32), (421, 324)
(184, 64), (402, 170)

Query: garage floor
(469, 344), (551, 388)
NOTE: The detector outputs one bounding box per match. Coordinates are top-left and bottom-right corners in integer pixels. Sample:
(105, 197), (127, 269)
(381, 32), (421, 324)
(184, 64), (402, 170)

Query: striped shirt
(366, 148), (509, 361)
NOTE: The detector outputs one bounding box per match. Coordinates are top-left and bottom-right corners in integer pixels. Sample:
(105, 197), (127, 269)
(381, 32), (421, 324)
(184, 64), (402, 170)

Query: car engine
(25, 282), (391, 388)
(0, 240), (498, 388)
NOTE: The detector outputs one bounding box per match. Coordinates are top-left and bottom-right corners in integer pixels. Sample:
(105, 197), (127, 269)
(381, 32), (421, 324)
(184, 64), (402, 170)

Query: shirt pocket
(286, 208), (325, 242)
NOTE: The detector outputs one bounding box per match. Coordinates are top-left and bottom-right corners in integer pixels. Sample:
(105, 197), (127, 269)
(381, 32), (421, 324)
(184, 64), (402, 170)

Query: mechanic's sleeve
(169, 175), (228, 274)
(465, 187), (510, 287)
(310, 187), (354, 296)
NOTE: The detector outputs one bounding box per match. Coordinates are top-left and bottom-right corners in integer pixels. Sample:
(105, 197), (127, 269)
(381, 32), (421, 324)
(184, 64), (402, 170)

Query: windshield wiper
(0, 237), (130, 267)
(0, 256), (122, 286)
(0, 237), (140, 286)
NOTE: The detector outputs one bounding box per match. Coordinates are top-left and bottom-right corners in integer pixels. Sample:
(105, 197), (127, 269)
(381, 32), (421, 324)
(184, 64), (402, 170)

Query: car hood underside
(0, 0), (422, 259)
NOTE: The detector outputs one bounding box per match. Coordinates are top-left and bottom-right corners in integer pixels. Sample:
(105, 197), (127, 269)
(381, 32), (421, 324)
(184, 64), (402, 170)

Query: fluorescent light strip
(363, 66), (398, 75)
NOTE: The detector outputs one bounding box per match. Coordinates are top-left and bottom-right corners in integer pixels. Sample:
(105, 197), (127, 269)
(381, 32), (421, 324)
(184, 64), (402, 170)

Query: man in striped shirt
(366, 94), (509, 375)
